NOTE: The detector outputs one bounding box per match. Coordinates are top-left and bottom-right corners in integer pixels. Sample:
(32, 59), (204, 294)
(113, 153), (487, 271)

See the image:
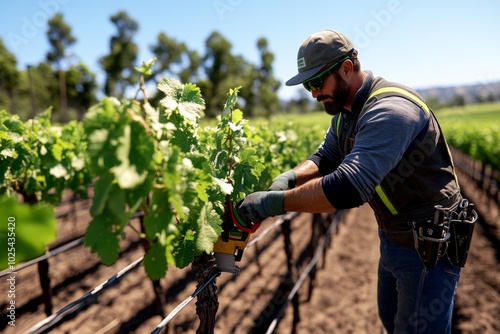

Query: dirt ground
(1, 168), (499, 334)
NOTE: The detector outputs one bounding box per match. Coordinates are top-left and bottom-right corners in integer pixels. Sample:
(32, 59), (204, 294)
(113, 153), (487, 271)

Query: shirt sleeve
(307, 115), (342, 174)
(321, 96), (431, 208)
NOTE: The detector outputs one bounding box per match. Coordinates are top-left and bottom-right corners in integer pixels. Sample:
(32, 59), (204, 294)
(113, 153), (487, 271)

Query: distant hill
(416, 81), (500, 105)
(283, 81), (500, 113)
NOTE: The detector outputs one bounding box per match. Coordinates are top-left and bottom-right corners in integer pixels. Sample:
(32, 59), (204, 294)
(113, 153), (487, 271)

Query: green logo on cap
(297, 57), (306, 69)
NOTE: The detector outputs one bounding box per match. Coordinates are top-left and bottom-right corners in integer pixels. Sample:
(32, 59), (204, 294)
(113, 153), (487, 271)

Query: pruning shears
(213, 200), (261, 274)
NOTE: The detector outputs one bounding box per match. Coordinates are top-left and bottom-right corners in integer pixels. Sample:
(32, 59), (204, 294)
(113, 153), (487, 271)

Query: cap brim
(285, 64), (323, 86)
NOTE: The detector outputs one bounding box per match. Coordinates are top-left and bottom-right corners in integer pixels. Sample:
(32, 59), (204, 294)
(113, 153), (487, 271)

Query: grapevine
(0, 59), (327, 278)
(437, 102), (500, 168)
(0, 108), (92, 268)
(442, 124), (500, 167)
(83, 60), (268, 279)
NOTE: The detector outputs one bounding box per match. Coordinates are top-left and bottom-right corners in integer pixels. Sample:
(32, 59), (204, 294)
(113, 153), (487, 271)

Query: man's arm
(237, 161), (333, 223)
(237, 175), (335, 224)
(268, 159), (324, 191)
(284, 177), (335, 213)
(286, 160), (336, 212)
(293, 160), (323, 186)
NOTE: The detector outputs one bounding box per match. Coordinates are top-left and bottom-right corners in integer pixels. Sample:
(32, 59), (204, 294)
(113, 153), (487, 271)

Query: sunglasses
(302, 57), (349, 92)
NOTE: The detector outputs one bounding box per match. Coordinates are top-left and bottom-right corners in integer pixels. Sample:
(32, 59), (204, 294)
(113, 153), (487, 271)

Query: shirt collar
(351, 71), (374, 115)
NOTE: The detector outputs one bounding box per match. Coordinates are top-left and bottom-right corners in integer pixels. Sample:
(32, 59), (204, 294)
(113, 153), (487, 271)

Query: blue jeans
(377, 229), (461, 334)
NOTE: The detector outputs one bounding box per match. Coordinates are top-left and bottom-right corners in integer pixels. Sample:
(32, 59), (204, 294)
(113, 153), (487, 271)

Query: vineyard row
(11, 144), (499, 332)
(451, 147), (500, 205)
(16, 207), (342, 333)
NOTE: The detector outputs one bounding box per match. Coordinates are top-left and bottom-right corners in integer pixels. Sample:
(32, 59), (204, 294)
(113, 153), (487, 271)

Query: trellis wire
(246, 212), (299, 249)
(0, 237), (83, 278)
(20, 210), (335, 333)
(149, 214), (294, 332)
(25, 256), (144, 334)
(265, 210), (343, 334)
(150, 268), (222, 334)
(0, 211), (144, 278)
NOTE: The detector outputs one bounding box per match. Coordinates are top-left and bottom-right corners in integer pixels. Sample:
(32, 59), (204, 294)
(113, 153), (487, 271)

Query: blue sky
(1, 0), (499, 100)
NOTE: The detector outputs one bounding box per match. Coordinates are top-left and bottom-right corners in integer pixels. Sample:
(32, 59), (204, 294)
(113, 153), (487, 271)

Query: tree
(179, 50), (202, 84)
(236, 61), (257, 117)
(100, 11), (139, 98)
(199, 31), (254, 117)
(255, 37), (280, 117)
(149, 32), (187, 83)
(46, 13), (76, 123)
(452, 94), (467, 107)
(198, 33), (280, 118)
(32, 62), (60, 115)
(65, 64), (98, 120)
(0, 38), (20, 113)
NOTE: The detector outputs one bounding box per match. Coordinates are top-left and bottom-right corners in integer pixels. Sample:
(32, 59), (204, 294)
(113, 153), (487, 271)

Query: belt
(377, 220), (415, 249)
(375, 193), (463, 249)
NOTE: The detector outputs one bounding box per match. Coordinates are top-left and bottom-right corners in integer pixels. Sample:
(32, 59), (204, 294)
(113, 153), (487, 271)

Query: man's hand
(268, 170), (296, 191)
(237, 191), (286, 224)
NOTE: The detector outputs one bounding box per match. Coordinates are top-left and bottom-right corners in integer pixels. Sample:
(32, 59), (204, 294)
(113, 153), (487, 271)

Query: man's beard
(319, 72), (349, 116)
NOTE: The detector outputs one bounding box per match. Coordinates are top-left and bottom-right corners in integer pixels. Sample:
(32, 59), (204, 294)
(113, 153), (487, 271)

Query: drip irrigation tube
(25, 256), (144, 334)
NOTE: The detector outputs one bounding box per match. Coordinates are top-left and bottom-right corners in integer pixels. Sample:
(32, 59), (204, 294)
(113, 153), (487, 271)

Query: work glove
(237, 191), (286, 224)
(268, 170), (296, 191)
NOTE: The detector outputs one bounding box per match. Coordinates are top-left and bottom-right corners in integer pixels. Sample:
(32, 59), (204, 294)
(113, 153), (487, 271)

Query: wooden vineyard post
(37, 257), (53, 316)
(193, 252), (219, 334)
(23, 195), (54, 316)
(307, 213), (322, 302)
(308, 212), (336, 300)
(281, 216), (300, 332)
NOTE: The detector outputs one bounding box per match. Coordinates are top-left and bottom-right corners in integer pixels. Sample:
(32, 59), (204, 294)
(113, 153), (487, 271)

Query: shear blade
(214, 253), (240, 275)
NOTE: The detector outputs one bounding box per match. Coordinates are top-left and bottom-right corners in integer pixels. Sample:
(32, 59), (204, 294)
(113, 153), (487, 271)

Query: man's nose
(311, 89), (321, 98)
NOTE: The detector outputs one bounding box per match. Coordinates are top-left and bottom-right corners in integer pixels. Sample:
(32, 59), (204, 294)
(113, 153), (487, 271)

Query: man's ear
(339, 59), (354, 79)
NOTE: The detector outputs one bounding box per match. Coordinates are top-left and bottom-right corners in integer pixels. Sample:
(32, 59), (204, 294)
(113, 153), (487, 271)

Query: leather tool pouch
(447, 199), (477, 267)
(412, 198), (477, 269)
(412, 206), (451, 269)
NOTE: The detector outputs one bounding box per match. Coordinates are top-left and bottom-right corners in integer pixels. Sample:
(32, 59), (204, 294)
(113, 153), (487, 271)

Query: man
(237, 30), (464, 333)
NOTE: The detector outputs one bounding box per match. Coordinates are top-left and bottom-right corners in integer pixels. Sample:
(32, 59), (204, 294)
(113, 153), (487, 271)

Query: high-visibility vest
(334, 79), (460, 221)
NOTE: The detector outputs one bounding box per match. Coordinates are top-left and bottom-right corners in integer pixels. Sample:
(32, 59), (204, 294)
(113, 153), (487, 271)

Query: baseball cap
(285, 30), (355, 86)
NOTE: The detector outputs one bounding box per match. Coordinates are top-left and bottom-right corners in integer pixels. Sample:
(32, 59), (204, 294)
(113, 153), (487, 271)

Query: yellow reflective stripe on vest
(374, 185), (398, 215)
(367, 87), (430, 114)
(335, 114), (342, 134)
(368, 87), (429, 215)
(336, 86), (432, 215)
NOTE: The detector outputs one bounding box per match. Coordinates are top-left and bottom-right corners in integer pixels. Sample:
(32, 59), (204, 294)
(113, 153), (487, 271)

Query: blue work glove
(268, 170), (296, 191)
(237, 191), (286, 224)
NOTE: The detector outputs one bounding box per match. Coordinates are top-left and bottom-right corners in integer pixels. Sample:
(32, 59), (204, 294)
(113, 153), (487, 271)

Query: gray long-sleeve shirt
(309, 72), (431, 209)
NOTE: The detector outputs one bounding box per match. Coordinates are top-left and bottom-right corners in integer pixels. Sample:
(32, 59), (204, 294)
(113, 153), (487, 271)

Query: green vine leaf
(158, 78), (205, 123)
(143, 241), (167, 280)
(173, 229), (196, 269)
(195, 203), (223, 254)
(134, 57), (157, 75)
(84, 212), (122, 265)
